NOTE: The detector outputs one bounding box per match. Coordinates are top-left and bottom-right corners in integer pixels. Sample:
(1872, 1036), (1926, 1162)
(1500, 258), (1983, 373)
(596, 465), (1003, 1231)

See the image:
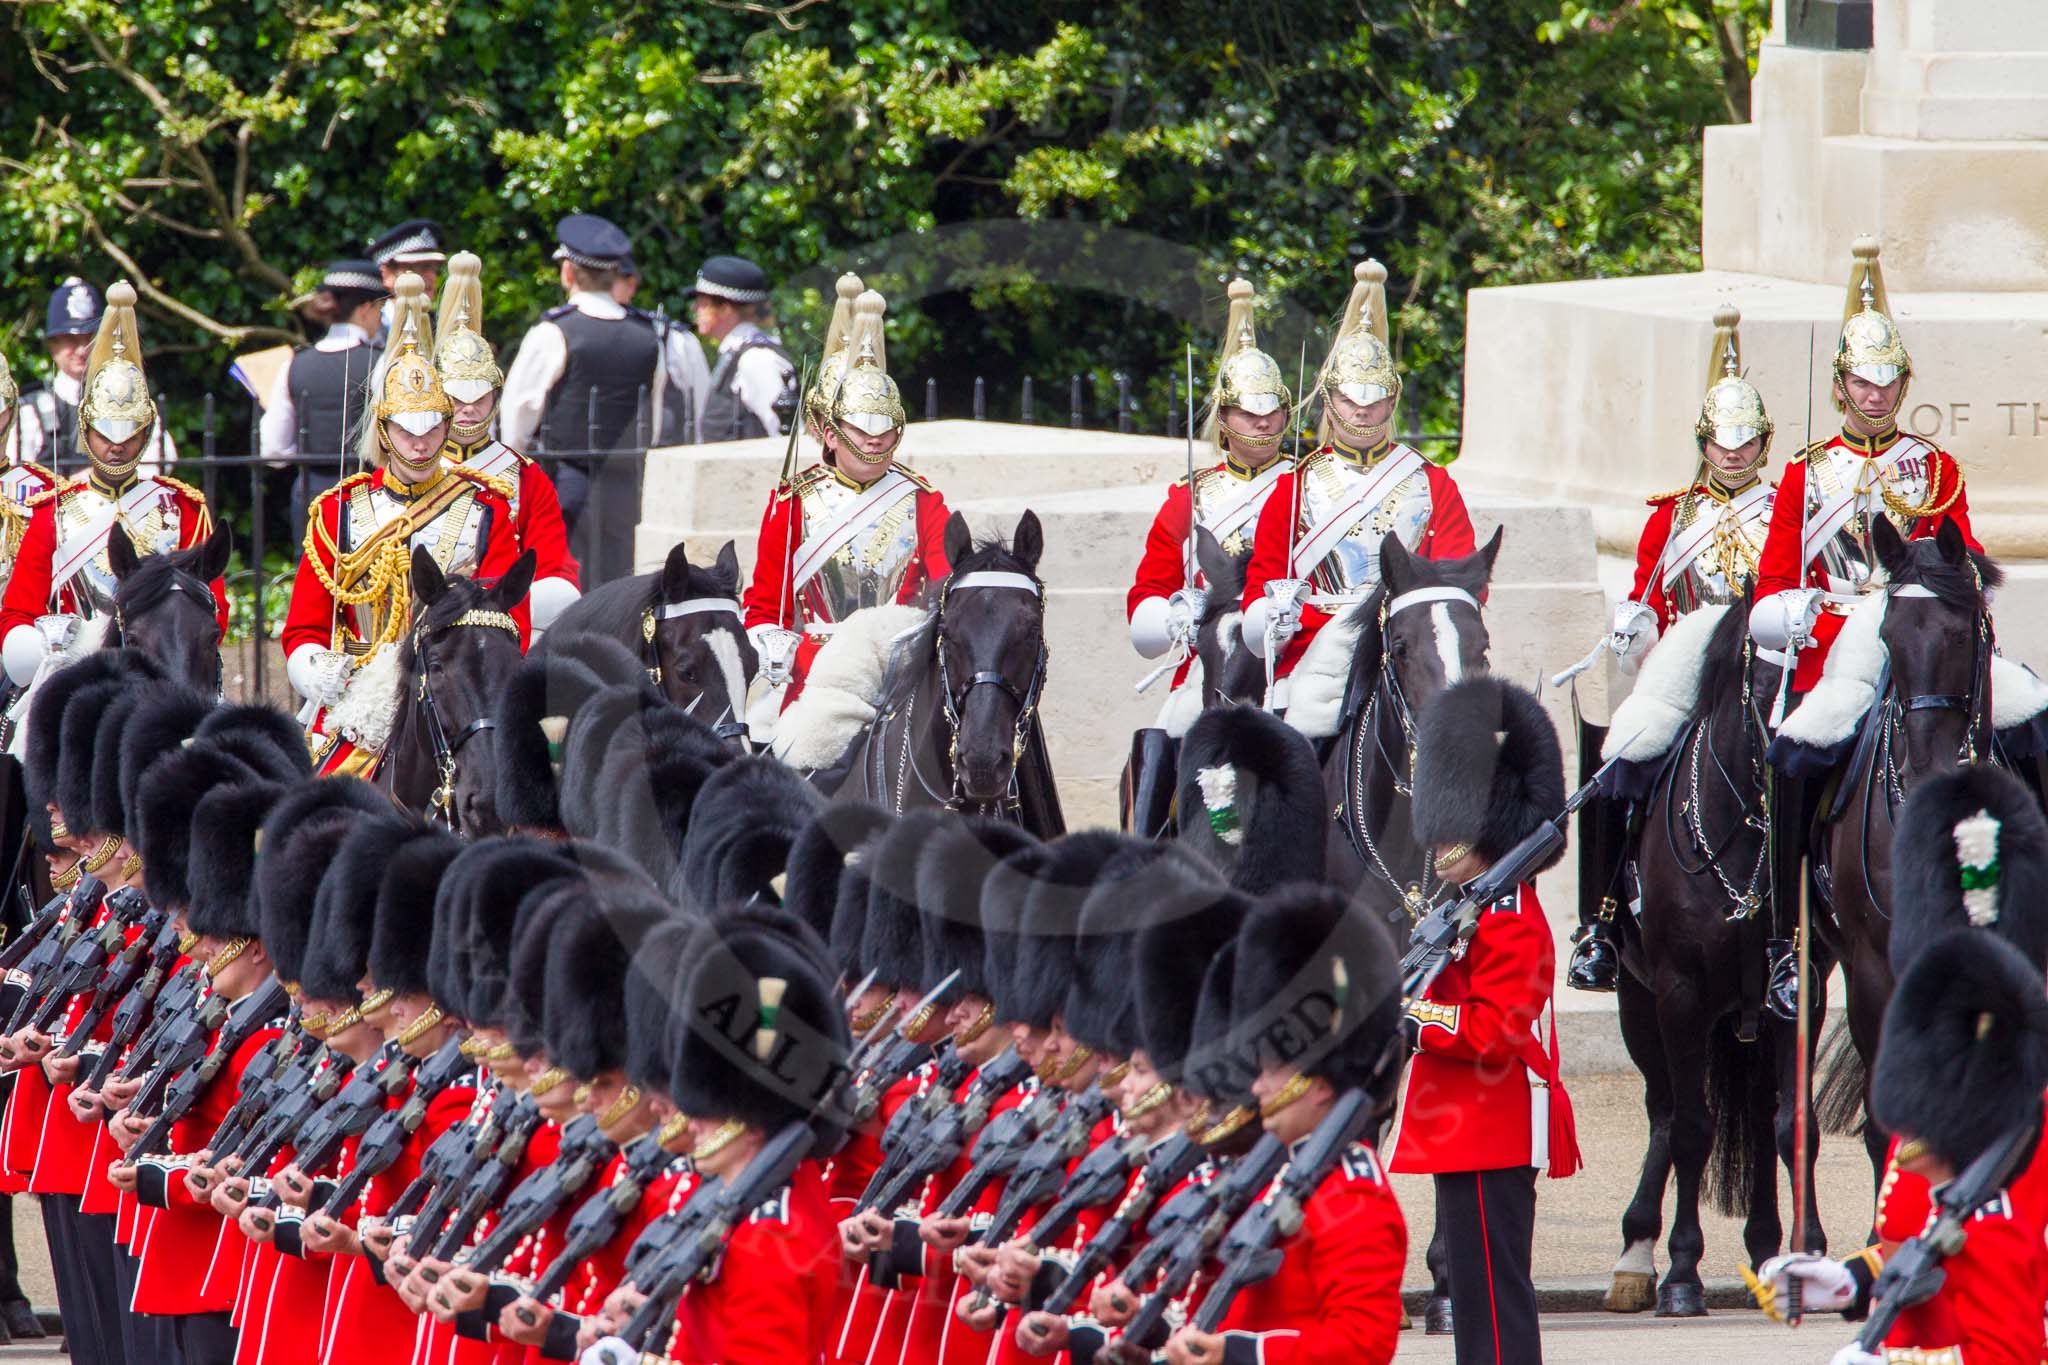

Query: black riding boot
(1763, 766), (1812, 1024)
(1765, 938), (1800, 1022)
(1568, 922), (1621, 993)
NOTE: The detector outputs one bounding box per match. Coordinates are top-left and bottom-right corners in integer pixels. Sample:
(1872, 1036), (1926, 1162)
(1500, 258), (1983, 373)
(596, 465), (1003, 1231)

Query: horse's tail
(1702, 1017), (1759, 1218)
(1815, 1018), (1868, 1137)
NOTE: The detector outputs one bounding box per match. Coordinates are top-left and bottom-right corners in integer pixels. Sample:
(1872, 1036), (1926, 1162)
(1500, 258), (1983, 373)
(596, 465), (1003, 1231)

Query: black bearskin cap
(671, 910), (851, 1150)
(494, 635), (649, 833)
(25, 650), (158, 812)
(1412, 680), (1566, 872)
(115, 686), (213, 835)
(256, 778), (391, 986)
(979, 841), (1053, 1027)
(585, 705), (732, 887)
(915, 816), (1037, 1007)
(540, 882), (673, 1080)
(368, 824), (463, 998)
(54, 677), (130, 832)
(1061, 839), (1205, 1058)
(185, 780), (285, 940)
(193, 702), (314, 785)
(860, 810), (952, 993)
(1872, 931), (2048, 1172)
(625, 917), (698, 1094)
(785, 803), (893, 972)
(431, 837), (587, 1026)
(1175, 706), (1327, 892)
(1182, 939), (1243, 1106)
(86, 686), (152, 837)
(506, 875), (589, 1058)
(135, 742), (262, 911)
(1891, 765), (2048, 976)
(1135, 864), (1245, 1083)
(677, 757), (822, 912)
(303, 814), (416, 1001)
(558, 682), (667, 843)
(991, 832), (1125, 1031)
(1226, 884), (1402, 1093)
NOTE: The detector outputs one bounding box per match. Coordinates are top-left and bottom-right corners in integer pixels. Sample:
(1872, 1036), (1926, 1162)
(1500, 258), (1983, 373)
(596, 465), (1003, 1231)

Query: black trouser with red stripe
(1434, 1166), (1540, 1365)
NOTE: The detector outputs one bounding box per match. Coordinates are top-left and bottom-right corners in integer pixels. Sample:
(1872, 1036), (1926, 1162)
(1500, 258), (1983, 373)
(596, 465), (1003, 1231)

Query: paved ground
(1396, 1311), (1848, 1362)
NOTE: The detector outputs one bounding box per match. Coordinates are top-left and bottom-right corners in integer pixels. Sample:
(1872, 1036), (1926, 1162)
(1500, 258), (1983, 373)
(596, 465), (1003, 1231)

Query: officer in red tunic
(0, 282), (228, 694)
(280, 274), (528, 775)
(0, 355), (57, 574)
(435, 251), (582, 629)
(1749, 237), (1978, 694)
(740, 288), (950, 710)
(1395, 678), (1579, 1365)
(1240, 261), (1475, 709)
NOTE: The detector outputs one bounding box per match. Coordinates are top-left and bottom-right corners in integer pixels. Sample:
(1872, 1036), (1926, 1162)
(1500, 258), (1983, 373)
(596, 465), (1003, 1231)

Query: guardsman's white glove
(1753, 1252), (1857, 1320)
(1826, 1345), (1881, 1365)
(1608, 599), (1659, 672)
(755, 627), (802, 688)
(1129, 588), (1208, 660)
(578, 1337), (636, 1365)
(286, 645), (356, 708)
(1750, 587), (1824, 652)
(1241, 579), (1306, 660)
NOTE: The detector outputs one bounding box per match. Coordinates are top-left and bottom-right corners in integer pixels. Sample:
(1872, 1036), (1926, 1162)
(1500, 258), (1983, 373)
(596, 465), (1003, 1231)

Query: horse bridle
(933, 570), (1048, 804)
(641, 596), (749, 741)
(114, 569), (225, 696)
(1885, 581), (1991, 768)
(414, 608), (520, 829)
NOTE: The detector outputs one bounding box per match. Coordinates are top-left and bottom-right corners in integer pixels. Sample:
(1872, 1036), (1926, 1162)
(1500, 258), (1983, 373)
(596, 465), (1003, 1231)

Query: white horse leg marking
(1431, 603), (1462, 685)
(1614, 1237), (1656, 1276)
(705, 626), (749, 725)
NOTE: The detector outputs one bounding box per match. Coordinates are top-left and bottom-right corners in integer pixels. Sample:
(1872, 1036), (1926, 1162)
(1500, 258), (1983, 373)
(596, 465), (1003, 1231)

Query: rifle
(232, 1043), (372, 1176)
(276, 1042), (415, 1181)
(929, 1082), (1063, 1221)
(1035, 1131), (1206, 1323)
(383, 1086), (516, 1224)
(517, 1135), (681, 1321)
(419, 1093), (548, 1264)
(85, 934), (190, 1092)
(0, 888), (70, 975)
(3, 876), (105, 1035)
(124, 990), (232, 1118)
(205, 1024), (319, 1158)
(121, 978), (290, 1165)
(316, 1037), (475, 1216)
(456, 1114), (616, 1274)
(397, 1090), (532, 1254)
(1185, 1090), (1372, 1332)
(31, 888), (152, 1030)
(1851, 1110), (2045, 1356)
(113, 960), (207, 1084)
(620, 1173), (720, 1282)
(854, 1043), (977, 1212)
(974, 1090), (1112, 1255)
(1117, 1132), (1290, 1351)
(53, 907), (169, 1060)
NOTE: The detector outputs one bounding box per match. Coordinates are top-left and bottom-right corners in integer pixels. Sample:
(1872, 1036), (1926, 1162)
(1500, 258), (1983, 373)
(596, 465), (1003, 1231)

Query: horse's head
(108, 522), (229, 692)
(1875, 517), (1998, 776)
(1374, 525), (1499, 711)
(649, 539), (755, 743)
(404, 545), (537, 834)
(936, 510), (1048, 805)
(1192, 528), (1262, 709)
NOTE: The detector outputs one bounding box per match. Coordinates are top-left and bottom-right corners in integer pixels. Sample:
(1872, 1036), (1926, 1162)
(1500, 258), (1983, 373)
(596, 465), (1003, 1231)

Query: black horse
(378, 545), (536, 834)
(834, 511), (1063, 835)
(539, 538), (756, 741)
(1605, 601), (1818, 1317)
(107, 522), (233, 692)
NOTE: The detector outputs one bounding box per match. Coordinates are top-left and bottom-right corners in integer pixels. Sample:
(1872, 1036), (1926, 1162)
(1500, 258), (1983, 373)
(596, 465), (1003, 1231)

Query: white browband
(654, 598), (742, 620)
(1387, 585), (1480, 617)
(950, 571), (1041, 596)
(1888, 584), (1938, 599)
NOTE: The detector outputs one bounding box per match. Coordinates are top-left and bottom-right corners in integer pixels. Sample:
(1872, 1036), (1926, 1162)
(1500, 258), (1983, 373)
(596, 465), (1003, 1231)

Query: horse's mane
(550, 570), (658, 643)
(1337, 583), (1391, 697)
(876, 534), (1038, 711)
(113, 542), (212, 618)
(1694, 597), (1753, 713)
(1888, 539), (2002, 609)
(398, 574), (496, 672)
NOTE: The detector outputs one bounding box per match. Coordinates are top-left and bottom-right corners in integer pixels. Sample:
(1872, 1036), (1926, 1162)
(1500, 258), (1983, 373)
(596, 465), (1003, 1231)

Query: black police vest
(24, 387), (81, 473)
(538, 306), (660, 455)
(287, 340), (382, 460)
(698, 335), (795, 444)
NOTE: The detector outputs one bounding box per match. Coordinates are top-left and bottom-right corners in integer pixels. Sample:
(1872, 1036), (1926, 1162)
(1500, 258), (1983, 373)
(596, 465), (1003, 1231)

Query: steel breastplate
(1806, 442), (1932, 600)
(1191, 463), (1282, 566)
(342, 477), (487, 644)
(1667, 487), (1772, 617)
(57, 481), (180, 618)
(793, 472), (922, 627)
(1296, 446), (1432, 597)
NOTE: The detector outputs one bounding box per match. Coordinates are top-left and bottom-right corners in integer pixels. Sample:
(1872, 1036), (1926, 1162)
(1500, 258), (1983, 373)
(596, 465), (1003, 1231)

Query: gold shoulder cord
(302, 497), (418, 653)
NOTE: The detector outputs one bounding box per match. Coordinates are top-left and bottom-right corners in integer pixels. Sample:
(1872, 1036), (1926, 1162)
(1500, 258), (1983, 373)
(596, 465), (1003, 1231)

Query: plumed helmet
(77, 282), (157, 453)
(1694, 304), (1772, 464)
(1317, 261), (1400, 447)
(825, 291), (905, 441)
(1835, 235), (1911, 391)
(1208, 279), (1290, 442)
(433, 251), (502, 404)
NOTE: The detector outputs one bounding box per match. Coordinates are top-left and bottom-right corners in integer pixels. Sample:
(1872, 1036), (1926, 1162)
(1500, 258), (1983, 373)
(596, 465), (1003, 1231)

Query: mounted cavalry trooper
(0, 283), (227, 699)
(740, 287), (952, 712)
(1239, 259), (1475, 709)
(281, 273), (527, 775)
(434, 250), (582, 629)
(1568, 304), (1779, 994)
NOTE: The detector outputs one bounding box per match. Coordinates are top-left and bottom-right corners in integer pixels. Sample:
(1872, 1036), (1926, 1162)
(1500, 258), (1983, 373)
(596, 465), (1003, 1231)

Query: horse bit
(415, 608), (520, 828)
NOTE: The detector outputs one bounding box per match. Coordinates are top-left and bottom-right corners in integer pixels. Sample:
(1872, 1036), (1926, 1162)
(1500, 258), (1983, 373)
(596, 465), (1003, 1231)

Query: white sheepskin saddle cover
(770, 604), (930, 771)
(1602, 605), (1728, 763)
(1154, 656), (1206, 740)
(1283, 606), (1366, 741)
(327, 642), (404, 755)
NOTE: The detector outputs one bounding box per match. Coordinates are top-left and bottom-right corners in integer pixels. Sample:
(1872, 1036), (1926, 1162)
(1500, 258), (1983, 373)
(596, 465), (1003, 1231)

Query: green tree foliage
(2, 0), (1761, 442)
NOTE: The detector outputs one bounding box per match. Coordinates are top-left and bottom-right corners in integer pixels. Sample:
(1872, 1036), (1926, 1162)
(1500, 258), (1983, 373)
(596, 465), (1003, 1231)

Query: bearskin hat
(541, 882), (674, 1080)
(494, 635), (650, 833)
(1175, 706), (1328, 892)
(114, 686), (213, 834)
(185, 780), (286, 940)
(858, 809), (951, 993)
(302, 814), (416, 1002)
(1062, 840), (1216, 1059)
(1872, 931), (2048, 1171)
(989, 832), (1125, 1031)
(86, 685), (154, 837)
(979, 841), (1053, 1027)
(1412, 680), (1566, 873)
(134, 741), (263, 912)
(431, 836), (585, 1026)
(53, 676), (131, 833)
(670, 910), (851, 1149)
(584, 704), (732, 887)
(915, 816), (1037, 1007)
(368, 824), (463, 999)
(784, 802), (892, 972)
(1226, 883), (1402, 1094)
(558, 682), (667, 843)
(24, 650), (159, 813)
(1891, 765), (2048, 976)
(193, 702), (314, 785)
(625, 916), (698, 1095)
(256, 778), (391, 987)
(1134, 860), (1244, 1083)
(676, 756), (822, 912)
(505, 875), (585, 1059)
(1182, 938), (1246, 1107)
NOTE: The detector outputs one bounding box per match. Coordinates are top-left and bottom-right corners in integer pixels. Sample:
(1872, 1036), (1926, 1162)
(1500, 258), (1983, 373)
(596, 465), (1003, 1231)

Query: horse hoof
(1398, 1305), (1413, 1331)
(1424, 1294), (1454, 1335)
(1655, 1283), (1707, 1317)
(1603, 1271), (1655, 1313)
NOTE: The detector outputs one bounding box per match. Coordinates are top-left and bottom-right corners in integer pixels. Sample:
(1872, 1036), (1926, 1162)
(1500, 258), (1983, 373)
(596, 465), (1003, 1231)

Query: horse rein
(640, 596), (749, 741)
(932, 571), (1048, 810)
(414, 608), (519, 830)
(1885, 582), (1990, 764)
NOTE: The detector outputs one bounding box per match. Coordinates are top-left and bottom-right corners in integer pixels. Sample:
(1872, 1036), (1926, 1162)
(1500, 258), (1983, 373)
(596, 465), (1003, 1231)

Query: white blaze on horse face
(1431, 603), (1462, 685)
(705, 627), (748, 725)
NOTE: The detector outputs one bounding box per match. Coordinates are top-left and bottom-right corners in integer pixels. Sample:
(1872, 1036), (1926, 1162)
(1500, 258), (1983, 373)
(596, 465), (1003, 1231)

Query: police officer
(692, 254), (796, 443)
(259, 259), (388, 543)
(365, 218), (447, 340)
(500, 213), (709, 587)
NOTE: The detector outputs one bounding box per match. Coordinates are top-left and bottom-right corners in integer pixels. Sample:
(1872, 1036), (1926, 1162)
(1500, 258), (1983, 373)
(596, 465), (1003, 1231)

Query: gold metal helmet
(804, 271), (864, 430)
(1318, 260), (1401, 445)
(77, 281), (157, 451)
(1207, 279), (1290, 444)
(1835, 235), (1911, 390)
(827, 289), (905, 440)
(1694, 303), (1772, 464)
(373, 274), (452, 439)
(434, 251), (502, 404)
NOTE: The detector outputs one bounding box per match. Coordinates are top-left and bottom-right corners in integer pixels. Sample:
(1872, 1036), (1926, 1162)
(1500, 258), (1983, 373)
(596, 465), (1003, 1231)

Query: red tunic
(1238, 458), (1475, 678)
(1391, 885), (1577, 1178)
(449, 441), (580, 592)
(1880, 1184), (2047, 1365)
(1126, 463), (1286, 690)
(1627, 493), (1687, 632)
(0, 473), (229, 638)
(1754, 435), (1977, 690)
(831, 1070), (927, 1365)
(664, 1164), (840, 1365)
